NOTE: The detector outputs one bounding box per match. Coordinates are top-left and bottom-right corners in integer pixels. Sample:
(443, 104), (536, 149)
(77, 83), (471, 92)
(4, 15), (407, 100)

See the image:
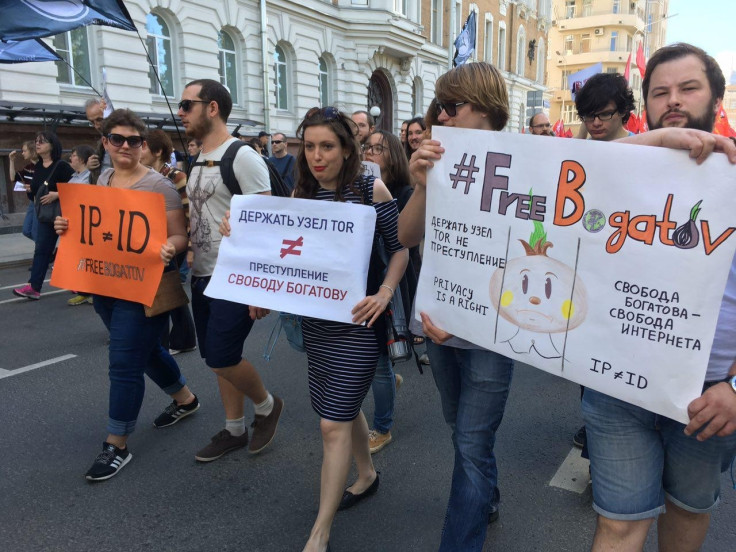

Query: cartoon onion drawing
(672, 200), (702, 250)
(489, 221), (588, 359)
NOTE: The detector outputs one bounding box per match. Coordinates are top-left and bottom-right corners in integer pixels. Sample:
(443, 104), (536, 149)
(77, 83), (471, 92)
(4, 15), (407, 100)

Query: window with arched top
(53, 27), (91, 87)
(146, 13), (174, 97)
(274, 45), (288, 110)
(218, 30), (238, 104)
(516, 26), (526, 76)
(318, 56), (330, 107)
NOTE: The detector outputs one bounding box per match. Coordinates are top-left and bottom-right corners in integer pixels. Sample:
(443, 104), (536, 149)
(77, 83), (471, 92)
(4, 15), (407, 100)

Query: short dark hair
(101, 108), (147, 137)
(71, 144), (95, 164)
(258, 131), (270, 138)
(643, 42), (725, 105)
(145, 129), (173, 162)
(404, 116), (427, 157)
(352, 110), (375, 127)
(185, 79), (232, 122)
(575, 73), (635, 123)
(187, 138), (202, 146)
(36, 131), (63, 161)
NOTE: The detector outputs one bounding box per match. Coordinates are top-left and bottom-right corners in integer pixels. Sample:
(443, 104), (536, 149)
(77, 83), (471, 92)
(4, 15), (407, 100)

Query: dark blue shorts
(191, 275), (254, 369)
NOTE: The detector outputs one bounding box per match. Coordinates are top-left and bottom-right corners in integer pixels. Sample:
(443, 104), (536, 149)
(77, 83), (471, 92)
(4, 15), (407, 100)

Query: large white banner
(416, 126), (736, 423)
(206, 195), (377, 324)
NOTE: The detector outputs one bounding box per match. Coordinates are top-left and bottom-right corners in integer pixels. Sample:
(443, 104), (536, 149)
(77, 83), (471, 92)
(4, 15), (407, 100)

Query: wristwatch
(722, 374), (736, 394)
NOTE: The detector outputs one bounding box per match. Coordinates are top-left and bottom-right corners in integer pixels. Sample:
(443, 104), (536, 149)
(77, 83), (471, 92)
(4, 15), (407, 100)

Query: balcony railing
(560, 44), (631, 56)
(560, 7), (645, 20)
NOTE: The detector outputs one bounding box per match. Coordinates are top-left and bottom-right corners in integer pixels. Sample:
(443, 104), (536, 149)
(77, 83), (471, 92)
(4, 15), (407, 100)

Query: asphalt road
(1, 264), (735, 551)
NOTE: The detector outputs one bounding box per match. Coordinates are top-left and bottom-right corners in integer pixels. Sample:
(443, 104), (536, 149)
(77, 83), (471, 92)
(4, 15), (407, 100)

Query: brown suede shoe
(249, 396), (284, 454)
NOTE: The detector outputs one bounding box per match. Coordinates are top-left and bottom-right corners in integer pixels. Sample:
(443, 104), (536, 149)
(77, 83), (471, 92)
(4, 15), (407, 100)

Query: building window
(318, 56), (330, 107)
(606, 67), (618, 73)
(582, 0), (592, 16)
(581, 33), (591, 53)
(146, 13), (174, 97)
(613, 0), (620, 14)
(565, 0), (575, 18)
(274, 45), (288, 110)
(562, 104), (577, 125)
(610, 31), (618, 52)
(564, 34), (573, 55)
(515, 26), (525, 76)
(536, 39), (545, 84)
(631, 73), (640, 89)
(498, 24), (506, 70)
(561, 69), (571, 90)
(484, 15), (493, 62)
(431, 0), (443, 45)
(393, 0), (407, 16)
(218, 31), (238, 105)
(53, 27), (91, 87)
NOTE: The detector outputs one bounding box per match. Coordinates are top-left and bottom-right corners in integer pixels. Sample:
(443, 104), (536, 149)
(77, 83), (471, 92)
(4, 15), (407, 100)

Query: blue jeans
(22, 201), (38, 241)
(29, 221), (57, 291)
(371, 352), (395, 433)
(94, 295), (186, 436)
(582, 387), (736, 520)
(427, 341), (514, 552)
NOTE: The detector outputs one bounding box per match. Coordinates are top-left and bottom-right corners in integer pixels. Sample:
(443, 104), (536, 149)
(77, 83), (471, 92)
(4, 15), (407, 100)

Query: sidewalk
(0, 231), (34, 268)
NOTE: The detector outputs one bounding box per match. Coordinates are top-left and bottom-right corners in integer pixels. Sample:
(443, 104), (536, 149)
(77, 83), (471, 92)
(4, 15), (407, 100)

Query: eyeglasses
(106, 133), (144, 148)
(271, 140), (284, 145)
(435, 100), (468, 117)
(178, 99), (210, 112)
(362, 144), (386, 155)
(531, 123), (551, 129)
(579, 110), (619, 123)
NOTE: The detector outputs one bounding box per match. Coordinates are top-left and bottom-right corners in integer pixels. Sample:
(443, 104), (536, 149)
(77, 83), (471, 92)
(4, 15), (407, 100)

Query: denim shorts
(191, 275), (254, 369)
(582, 387), (736, 521)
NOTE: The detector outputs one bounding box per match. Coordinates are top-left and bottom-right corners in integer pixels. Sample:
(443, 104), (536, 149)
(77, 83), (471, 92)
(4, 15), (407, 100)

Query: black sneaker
(573, 426), (587, 449)
(153, 395), (200, 428)
(85, 442), (132, 481)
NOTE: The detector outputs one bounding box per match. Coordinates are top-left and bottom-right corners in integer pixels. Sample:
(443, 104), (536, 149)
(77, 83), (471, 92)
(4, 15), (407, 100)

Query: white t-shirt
(187, 137), (270, 277)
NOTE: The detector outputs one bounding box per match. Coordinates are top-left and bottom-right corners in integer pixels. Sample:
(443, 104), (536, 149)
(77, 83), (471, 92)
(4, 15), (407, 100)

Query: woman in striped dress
(296, 107), (408, 552)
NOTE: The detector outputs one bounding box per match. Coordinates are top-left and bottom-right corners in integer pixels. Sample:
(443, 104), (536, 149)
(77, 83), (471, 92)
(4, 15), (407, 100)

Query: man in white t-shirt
(179, 79), (284, 462)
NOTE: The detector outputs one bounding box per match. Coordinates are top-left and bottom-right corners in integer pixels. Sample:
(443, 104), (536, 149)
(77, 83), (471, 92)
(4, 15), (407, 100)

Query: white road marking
(0, 289), (68, 304)
(0, 354), (77, 380)
(549, 448), (591, 494)
(0, 278), (51, 291)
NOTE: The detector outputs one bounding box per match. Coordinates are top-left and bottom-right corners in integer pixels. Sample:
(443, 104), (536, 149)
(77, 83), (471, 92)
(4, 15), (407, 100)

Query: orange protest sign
(50, 183), (167, 306)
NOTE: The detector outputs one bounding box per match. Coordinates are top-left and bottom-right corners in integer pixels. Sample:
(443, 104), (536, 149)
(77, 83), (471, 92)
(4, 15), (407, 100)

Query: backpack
(188, 140), (290, 197)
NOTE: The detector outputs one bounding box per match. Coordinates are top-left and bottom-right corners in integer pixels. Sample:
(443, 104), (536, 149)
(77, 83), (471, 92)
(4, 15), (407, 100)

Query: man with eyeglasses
(268, 132), (296, 192)
(575, 73), (635, 142)
(528, 111), (553, 136)
(84, 98), (111, 184)
(178, 79), (284, 463)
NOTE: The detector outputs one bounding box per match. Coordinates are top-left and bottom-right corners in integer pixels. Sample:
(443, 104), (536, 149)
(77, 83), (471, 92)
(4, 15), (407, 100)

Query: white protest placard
(416, 126), (736, 423)
(14, 181), (26, 192)
(205, 195), (377, 324)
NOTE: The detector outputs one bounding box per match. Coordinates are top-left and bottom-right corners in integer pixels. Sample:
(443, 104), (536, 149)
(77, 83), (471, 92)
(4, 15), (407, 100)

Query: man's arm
(617, 128), (736, 165)
(685, 361), (736, 441)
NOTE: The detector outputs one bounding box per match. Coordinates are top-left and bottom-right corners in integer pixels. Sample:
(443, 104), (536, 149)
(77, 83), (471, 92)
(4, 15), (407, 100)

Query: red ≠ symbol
(280, 236), (304, 258)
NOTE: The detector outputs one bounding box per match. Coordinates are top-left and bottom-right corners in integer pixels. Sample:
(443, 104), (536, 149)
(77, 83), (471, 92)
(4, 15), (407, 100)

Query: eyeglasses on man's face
(435, 100), (468, 118)
(178, 99), (210, 113)
(579, 110), (619, 123)
(531, 122), (551, 129)
(271, 140), (285, 145)
(106, 133), (144, 148)
(362, 143), (386, 155)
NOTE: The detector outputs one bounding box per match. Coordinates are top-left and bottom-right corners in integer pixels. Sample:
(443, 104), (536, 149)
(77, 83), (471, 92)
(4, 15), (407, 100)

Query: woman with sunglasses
(297, 108), (408, 552)
(13, 131), (74, 300)
(362, 130), (420, 453)
(54, 109), (200, 481)
(398, 62), (515, 552)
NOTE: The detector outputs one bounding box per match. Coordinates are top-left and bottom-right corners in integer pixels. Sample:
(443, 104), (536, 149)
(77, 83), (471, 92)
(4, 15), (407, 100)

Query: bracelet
(380, 284), (394, 295)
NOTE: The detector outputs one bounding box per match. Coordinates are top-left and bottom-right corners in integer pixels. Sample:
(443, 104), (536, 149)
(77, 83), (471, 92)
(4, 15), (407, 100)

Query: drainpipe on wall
(260, 0), (271, 135)
(448, 0), (457, 70)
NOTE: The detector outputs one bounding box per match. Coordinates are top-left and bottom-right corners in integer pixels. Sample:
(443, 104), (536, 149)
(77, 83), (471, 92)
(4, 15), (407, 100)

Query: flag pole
(133, 29), (189, 155)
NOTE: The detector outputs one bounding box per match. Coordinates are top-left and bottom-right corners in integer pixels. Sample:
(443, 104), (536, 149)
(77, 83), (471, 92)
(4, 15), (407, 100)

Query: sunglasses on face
(106, 133), (143, 148)
(362, 144), (386, 155)
(271, 140), (284, 145)
(579, 110), (618, 123)
(178, 99), (210, 112)
(435, 101), (468, 118)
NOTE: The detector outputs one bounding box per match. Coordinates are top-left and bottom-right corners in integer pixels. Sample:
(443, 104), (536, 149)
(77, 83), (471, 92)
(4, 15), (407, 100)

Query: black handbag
(34, 162), (62, 223)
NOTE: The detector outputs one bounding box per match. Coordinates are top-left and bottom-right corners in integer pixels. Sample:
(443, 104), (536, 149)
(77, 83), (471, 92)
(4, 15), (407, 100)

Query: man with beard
(583, 43), (736, 552)
(179, 79), (284, 462)
(528, 111), (553, 136)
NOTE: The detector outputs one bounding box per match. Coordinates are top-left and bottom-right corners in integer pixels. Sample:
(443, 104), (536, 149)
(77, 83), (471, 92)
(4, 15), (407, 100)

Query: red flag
(552, 119), (565, 137)
(640, 110), (649, 132)
(713, 103), (736, 137)
(625, 111), (639, 134)
(636, 43), (646, 79)
(565, 129), (574, 138)
(624, 52), (632, 82)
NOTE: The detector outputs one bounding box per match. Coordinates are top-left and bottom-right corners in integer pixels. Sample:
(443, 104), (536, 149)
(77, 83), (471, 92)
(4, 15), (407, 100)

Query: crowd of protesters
(6, 41), (736, 552)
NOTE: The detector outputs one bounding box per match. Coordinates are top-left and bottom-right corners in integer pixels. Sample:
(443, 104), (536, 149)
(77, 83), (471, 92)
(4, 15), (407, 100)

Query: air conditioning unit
(594, 27), (604, 36)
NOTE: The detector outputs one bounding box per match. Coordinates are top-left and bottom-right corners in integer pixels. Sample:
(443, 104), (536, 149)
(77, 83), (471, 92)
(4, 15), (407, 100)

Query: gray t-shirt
(98, 167), (182, 212)
(186, 137), (270, 277)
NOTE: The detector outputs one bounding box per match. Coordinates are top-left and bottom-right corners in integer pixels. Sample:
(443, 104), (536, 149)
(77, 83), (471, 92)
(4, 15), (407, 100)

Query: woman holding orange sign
(54, 109), (200, 482)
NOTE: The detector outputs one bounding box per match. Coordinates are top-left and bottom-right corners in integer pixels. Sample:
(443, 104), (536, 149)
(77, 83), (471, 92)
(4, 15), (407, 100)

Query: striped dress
(302, 176), (403, 422)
